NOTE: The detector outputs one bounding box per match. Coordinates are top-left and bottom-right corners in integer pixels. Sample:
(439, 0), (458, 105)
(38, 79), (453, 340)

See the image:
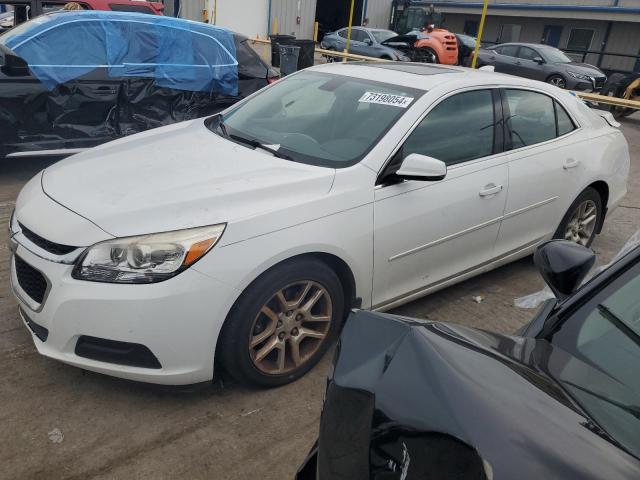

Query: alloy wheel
(549, 76), (566, 88)
(249, 281), (333, 375)
(564, 200), (598, 246)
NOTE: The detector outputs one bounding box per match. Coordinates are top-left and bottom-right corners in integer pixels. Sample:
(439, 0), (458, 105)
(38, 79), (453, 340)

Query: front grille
(15, 255), (48, 304)
(19, 223), (77, 255)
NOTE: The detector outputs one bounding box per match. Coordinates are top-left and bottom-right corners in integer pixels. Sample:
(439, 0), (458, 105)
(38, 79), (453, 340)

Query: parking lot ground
(1, 114), (639, 480)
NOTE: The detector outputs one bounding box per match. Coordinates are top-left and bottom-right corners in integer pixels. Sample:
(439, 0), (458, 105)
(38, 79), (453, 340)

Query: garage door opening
(315, 0), (364, 41)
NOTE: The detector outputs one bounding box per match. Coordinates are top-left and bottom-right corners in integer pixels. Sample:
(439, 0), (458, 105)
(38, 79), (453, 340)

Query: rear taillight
(267, 77), (280, 84)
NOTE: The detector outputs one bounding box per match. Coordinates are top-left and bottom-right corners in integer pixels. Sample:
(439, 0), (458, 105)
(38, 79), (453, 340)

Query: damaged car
(0, 11), (277, 159)
(297, 239), (640, 479)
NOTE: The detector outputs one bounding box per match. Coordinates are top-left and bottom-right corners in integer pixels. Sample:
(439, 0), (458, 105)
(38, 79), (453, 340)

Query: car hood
(307, 311), (640, 479)
(41, 119), (336, 239)
(561, 61), (605, 76)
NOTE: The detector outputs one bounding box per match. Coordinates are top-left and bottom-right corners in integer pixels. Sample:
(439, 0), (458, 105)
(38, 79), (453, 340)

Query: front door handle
(563, 158), (581, 169)
(479, 184), (503, 197)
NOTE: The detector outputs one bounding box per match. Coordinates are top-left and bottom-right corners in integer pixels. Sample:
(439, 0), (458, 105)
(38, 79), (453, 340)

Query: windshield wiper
(228, 134), (294, 161)
(597, 304), (640, 348)
(212, 113), (293, 161)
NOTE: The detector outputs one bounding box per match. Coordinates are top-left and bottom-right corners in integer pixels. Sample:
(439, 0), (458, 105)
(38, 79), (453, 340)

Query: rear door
(492, 45), (520, 75)
(494, 88), (584, 257)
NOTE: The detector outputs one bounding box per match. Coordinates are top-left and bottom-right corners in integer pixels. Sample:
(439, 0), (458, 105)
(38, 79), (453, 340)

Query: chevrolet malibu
(9, 62), (629, 387)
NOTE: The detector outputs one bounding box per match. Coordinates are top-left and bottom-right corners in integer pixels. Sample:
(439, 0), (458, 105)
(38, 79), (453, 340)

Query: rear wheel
(547, 74), (567, 89)
(218, 258), (345, 387)
(554, 187), (603, 247)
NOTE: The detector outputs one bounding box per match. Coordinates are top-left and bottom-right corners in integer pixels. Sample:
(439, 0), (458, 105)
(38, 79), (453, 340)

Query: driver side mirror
(533, 56), (545, 64)
(534, 240), (596, 301)
(396, 153), (447, 181)
(363, 38), (372, 45)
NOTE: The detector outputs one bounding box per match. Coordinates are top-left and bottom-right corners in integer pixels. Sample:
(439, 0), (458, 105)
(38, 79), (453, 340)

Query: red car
(1, 0), (163, 28)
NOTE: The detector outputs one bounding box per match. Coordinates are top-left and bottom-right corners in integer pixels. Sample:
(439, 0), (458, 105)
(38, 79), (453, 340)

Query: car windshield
(540, 47), (572, 64)
(211, 71), (423, 168)
(0, 13), (48, 45)
(550, 259), (640, 458)
(371, 29), (396, 43)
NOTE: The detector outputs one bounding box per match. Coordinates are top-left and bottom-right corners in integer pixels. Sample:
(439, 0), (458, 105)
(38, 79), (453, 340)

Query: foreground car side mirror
(533, 56), (545, 64)
(396, 153), (447, 181)
(534, 240), (596, 301)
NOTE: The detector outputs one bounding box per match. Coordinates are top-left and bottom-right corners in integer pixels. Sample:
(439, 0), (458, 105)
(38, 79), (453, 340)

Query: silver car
(320, 27), (410, 62)
(477, 42), (607, 91)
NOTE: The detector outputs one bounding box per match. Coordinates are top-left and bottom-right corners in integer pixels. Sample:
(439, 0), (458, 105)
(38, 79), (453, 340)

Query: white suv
(9, 63), (629, 387)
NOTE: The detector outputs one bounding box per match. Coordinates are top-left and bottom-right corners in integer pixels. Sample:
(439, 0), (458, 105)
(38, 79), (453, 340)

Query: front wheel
(547, 74), (567, 89)
(554, 187), (603, 247)
(217, 258), (345, 387)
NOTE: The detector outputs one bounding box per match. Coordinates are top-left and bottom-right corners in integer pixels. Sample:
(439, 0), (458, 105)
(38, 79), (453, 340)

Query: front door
(373, 89), (508, 308)
(514, 46), (547, 81)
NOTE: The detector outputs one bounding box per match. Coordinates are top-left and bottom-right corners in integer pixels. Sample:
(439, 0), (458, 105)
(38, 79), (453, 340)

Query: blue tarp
(2, 11), (238, 94)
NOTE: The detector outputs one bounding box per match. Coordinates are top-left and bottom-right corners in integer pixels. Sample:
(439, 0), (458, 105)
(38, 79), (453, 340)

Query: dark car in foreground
(0, 11), (277, 159)
(320, 27), (409, 61)
(477, 42), (607, 91)
(297, 239), (640, 479)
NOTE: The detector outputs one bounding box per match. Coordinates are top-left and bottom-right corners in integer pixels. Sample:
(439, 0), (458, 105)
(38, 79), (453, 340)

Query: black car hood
(381, 33), (419, 47)
(305, 311), (640, 479)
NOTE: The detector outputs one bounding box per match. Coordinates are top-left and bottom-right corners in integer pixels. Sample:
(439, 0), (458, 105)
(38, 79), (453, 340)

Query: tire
(553, 187), (603, 248)
(217, 258), (345, 388)
(547, 74), (567, 89)
(324, 47), (338, 63)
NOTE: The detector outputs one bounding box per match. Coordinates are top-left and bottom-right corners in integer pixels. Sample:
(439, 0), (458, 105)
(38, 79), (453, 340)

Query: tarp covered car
(0, 11), (277, 158)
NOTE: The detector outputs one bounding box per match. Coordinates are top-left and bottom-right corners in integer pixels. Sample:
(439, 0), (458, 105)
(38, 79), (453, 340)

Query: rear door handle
(563, 158), (581, 169)
(479, 184), (503, 197)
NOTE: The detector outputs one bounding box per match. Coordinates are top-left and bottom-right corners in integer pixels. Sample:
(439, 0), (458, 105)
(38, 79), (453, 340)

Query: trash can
(293, 39), (315, 70)
(279, 45), (300, 76)
(269, 34), (295, 68)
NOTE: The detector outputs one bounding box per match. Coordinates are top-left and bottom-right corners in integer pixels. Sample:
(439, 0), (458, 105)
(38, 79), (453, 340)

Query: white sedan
(9, 62), (629, 387)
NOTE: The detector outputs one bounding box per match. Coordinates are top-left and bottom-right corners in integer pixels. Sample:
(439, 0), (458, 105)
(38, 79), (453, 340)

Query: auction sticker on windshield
(359, 92), (414, 108)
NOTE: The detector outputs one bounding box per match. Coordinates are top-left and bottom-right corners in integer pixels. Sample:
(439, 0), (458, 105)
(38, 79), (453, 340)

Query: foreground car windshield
(212, 71), (423, 167)
(541, 47), (572, 64)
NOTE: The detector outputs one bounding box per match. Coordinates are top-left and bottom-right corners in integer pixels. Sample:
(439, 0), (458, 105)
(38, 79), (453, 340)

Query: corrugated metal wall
(364, 0), (391, 29)
(271, 0), (318, 39)
(445, 12), (639, 72)
(179, 0), (205, 21)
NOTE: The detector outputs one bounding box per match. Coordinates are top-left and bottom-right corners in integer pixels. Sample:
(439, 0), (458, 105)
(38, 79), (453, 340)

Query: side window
(338, 29), (348, 39)
(504, 89), (555, 148)
(402, 89), (495, 166)
(517, 46), (538, 61)
(351, 29), (366, 42)
(496, 45), (518, 57)
(555, 101), (576, 136)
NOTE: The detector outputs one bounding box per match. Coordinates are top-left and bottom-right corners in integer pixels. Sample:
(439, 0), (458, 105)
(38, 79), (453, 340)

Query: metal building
(389, 1), (640, 73)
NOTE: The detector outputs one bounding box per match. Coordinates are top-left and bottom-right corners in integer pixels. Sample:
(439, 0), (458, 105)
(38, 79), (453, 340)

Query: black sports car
(297, 239), (640, 479)
(0, 11), (277, 159)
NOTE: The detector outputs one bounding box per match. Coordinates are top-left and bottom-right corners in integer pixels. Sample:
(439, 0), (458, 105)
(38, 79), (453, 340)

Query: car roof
(309, 61), (554, 92)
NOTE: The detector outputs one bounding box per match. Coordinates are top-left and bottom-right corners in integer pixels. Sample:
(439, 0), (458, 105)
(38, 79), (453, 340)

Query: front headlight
(72, 224), (226, 284)
(567, 71), (592, 81)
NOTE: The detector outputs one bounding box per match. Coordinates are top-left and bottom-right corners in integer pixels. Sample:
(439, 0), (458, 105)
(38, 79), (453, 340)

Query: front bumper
(9, 239), (239, 385)
(568, 75), (607, 92)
